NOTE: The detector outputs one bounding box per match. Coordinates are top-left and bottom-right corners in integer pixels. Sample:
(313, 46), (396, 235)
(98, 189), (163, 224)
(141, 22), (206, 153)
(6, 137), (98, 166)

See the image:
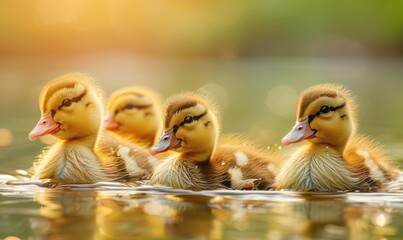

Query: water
(1, 181), (403, 240)
(1, 57), (403, 239)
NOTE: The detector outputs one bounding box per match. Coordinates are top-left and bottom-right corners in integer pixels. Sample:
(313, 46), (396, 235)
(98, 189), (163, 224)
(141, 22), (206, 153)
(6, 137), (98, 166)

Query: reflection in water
(0, 185), (402, 239)
(95, 193), (215, 239)
(34, 190), (98, 239)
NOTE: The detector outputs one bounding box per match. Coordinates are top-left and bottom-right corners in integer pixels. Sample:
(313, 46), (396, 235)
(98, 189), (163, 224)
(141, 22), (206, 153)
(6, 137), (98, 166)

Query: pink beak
(150, 129), (181, 155)
(28, 113), (60, 141)
(103, 114), (120, 131)
(281, 119), (316, 146)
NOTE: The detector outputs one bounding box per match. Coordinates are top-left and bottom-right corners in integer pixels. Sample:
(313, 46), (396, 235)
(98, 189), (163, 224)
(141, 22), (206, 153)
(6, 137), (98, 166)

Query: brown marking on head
(163, 93), (220, 129)
(165, 99), (198, 128)
(107, 86), (161, 113)
(297, 84), (356, 121)
(39, 73), (100, 114)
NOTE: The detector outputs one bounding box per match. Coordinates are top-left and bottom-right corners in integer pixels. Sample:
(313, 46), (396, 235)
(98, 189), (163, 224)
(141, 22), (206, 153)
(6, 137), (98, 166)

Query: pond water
(1, 179), (403, 240)
(1, 139), (403, 240)
(1, 57), (403, 239)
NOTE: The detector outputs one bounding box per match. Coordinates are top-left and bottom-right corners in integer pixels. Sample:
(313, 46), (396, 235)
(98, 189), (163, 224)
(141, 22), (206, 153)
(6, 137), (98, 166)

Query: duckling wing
(97, 131), (157, 181)
(344, 135), (399, 188)
(211, 141), (279, 190)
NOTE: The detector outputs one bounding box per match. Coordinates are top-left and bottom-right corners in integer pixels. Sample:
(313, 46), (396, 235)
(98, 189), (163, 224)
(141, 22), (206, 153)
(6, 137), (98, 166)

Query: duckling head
(282, 84), (357, 151)
(104, 87), (162, 144)
(28, 73), (103, 141)
(150, 93), (220, 162)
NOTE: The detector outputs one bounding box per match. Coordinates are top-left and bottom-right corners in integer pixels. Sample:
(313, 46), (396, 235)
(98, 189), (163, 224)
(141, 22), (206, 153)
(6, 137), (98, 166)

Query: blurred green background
(1, 0), (403, 171)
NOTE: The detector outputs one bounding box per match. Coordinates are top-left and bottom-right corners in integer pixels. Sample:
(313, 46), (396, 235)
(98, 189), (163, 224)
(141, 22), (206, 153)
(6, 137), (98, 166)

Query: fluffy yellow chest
(275, 146), (359, 192)
(150, 157), (217, 190)
(150, 158), (199, 189)
(33, 142), (110, 183)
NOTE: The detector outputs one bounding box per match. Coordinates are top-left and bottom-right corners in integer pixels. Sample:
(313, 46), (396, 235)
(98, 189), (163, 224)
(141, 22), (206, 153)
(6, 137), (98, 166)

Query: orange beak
(28, 113), (60, 141)
(150, 129), (181, 155)
(281, 119), (316, 146)
(103, 114), (120, 131)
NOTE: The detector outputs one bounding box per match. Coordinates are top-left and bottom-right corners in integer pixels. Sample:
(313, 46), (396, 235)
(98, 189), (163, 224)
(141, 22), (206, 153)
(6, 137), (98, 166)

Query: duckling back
(97, 131), (158, 181)
(343, 135), (399, 190)
(210, 137), (280, 190)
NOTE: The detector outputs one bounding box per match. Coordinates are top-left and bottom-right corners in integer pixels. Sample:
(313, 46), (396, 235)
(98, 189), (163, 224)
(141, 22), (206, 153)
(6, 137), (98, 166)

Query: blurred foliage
(0, 0), (402, 57)
(1, 1), (403, 169)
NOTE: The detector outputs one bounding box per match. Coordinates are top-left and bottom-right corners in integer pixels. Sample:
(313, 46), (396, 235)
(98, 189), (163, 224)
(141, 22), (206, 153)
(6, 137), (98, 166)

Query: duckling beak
(150, 129), (181, 155)
(28, 113), (60, 141)
(103, 114), (120, 131)
(281, 119), (316, 146)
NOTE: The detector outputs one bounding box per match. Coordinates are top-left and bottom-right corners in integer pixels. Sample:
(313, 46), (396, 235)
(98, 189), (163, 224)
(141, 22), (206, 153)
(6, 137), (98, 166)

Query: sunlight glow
(5, 237), (21, 240)
(267, 85), (298, 118)
(36, 0), (82, 24)
(15, 169), (28, 176)
(372, 213), (389, 227)
(143, 201), (164, 216)
(198, 83), (230, 110)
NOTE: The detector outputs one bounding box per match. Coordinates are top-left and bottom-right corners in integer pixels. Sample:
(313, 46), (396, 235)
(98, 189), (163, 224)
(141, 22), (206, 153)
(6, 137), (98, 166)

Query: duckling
(149, 93), (279, 190)
(276, 84), (399, 192)
(104, 87), (162, 148)
(28, 73), (157, 183)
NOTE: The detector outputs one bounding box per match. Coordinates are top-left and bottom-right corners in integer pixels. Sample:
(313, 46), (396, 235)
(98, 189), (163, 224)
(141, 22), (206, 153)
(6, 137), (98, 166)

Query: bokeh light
(0, 128), (13, 147)
(266, 85), (298, 119)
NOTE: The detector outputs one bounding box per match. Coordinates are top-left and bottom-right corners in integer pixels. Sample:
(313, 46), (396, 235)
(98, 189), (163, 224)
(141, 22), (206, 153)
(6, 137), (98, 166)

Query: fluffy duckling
(28, 73), (157, 183)
(276, 84), (399, 192)
(104, 87), (162, 148)
(149, 93), (279, 190)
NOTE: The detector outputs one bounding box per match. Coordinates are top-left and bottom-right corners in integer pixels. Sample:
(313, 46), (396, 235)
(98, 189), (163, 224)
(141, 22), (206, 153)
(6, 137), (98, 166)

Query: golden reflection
(16, 189), (403, 239)
(34, 189), (98, 239)
(373, 212), (388, 227)
(4, 237), (21, 240)
(94, 193), (216, 239)
(264, 199), (352, 239)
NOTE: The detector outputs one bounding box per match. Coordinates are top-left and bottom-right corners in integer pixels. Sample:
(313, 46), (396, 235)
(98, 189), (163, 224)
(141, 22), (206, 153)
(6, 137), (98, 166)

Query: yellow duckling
(104, 87), (162, 148)
(149, 93), (279, 190)
(28, 73), (157, 183)
(276, 84), (399, 192)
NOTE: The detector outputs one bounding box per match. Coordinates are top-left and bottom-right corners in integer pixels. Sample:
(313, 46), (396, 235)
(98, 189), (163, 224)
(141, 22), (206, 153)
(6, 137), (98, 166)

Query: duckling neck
(181, 150), (213, 163)
(66, 135), (98, 148)
(117, 131), (154, 147)
(309, 142), (346, 154)
(135, 133), (155, 147)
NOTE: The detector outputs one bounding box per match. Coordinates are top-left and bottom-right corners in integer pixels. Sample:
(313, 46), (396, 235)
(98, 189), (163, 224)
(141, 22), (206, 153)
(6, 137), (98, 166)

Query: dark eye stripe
(172, 110), (207, 134)
(308, 103), (345, 123)
(57, 91), (87, 110)
(115, 103), (153, 114)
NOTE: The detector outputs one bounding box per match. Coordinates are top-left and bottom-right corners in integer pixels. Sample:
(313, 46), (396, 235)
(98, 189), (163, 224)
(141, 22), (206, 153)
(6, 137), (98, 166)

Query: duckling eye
(126, 103), (135, 109)
(320, 105), (330, 114)
(184, 116), (194, 124)
(62, 98), (72, 107)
